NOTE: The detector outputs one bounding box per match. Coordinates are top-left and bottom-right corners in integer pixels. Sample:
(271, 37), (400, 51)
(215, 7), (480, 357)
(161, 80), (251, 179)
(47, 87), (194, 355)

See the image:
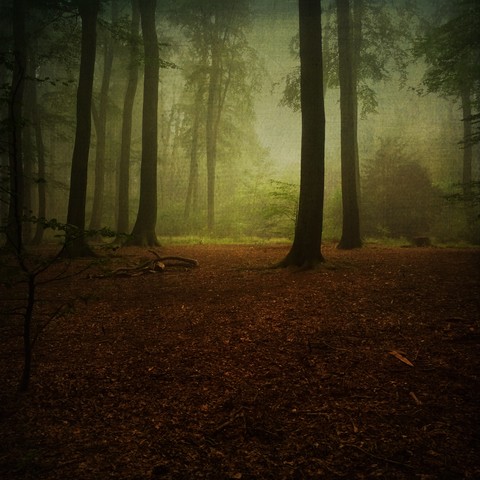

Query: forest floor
(0, 243), (479, 480)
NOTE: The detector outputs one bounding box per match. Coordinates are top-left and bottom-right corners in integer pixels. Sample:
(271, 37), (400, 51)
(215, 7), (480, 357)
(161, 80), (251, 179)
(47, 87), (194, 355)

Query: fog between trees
(1, 0), (478, 247)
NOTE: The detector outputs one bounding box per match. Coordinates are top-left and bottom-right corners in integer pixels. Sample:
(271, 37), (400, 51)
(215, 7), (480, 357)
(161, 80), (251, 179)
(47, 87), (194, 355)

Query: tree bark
(64, 0), (99, 257)
(5, 0), (27, 253)
(127, 0), (160, 246)
(278, 0), (326, 268)
(184, 80), (204, 221)
(461, 84), (473, 196)
(206, 37), (221, 233)
(31, 60), (47, 245)
(336, 0), (362, 249)
(116, 0), (140, 238)
(90, 0), (117, 232)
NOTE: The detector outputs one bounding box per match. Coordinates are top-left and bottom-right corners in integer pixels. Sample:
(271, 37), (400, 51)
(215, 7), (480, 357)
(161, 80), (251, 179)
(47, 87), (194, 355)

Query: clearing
(0, 244), (479, 479)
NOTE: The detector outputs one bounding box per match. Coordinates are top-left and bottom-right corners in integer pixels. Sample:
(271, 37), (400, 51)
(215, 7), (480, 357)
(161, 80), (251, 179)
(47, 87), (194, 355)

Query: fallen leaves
(389, 350), (415, 367)
(1, 244), (479, 479)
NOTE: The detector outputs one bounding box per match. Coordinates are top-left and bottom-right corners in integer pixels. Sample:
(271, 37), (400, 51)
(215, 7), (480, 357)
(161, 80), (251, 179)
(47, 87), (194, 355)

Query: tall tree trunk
(5, 0), (27, 253)
(23, 101), (33, 244)
(337, 0), (362, 249)
(31, 85), (47, 245)
(184, 80), (204, 221)
(460, 84), (477, 242)
(90, 0), (117, 232)
(65, 0), (99, 257)
(128, 0), (159, 246)
(278, 0), (326, 268)
(461, 84), (473, 196)
(206, 40), (221, 233)
(25, 47), (47, 246)
(116, 0), (140, 238)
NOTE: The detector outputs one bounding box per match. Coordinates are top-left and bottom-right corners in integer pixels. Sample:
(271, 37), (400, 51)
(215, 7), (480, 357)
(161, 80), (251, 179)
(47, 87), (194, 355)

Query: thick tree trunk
(5, 0), (27, 253)
(337, 0), (362, 249)
(128, 0), (160, 246)
(65, 0), (99, 256)
(278, 0), (326, 268)
(90, 1), (117, 232)
(116, 0), (140, 238)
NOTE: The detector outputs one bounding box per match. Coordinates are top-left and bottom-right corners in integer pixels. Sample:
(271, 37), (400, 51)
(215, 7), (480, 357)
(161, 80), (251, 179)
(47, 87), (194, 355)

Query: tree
(362, 138), (441, 239)
(336, 0), (361, 249)
(183, 78), (205, 222)
(5, 0), (27, 252)
(278, 0), (326, 268)
(414, 0), (480, 198)
(90, 0), (118, 232)
(281, 1), (413, 245)
(127, 0), (160, 246)
(116, 0), (140, 238)
(170, 0), (252, 233)
(64, 0), (100, 256)
(29, 48), (47, 246)
(414, 0), (480, 243)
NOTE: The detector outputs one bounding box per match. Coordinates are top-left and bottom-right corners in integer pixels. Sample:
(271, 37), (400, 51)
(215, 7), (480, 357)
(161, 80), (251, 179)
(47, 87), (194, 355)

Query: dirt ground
(0, 243), (479, 479)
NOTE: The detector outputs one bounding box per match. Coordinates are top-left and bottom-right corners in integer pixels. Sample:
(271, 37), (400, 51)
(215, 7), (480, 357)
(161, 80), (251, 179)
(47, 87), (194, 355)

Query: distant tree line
(0, 0), (478, 259)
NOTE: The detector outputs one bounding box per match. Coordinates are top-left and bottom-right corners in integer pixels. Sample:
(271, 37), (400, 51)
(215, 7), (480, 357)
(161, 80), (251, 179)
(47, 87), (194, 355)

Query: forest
(0, 0), (479, 247)
(0, 0), (479, 479)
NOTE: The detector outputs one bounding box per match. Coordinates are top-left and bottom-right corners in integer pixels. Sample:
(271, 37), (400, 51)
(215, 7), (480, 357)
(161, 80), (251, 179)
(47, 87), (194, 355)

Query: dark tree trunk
(352, 0), (363, 195)
(128, 0), (159, 246)
(5, 0), (27, 253)
(89, 1), (117, 232)
(31, 71), (47, 245)
(116, 0), (140, 238)
(278, 0), (326, 268)
(64, 0), (99, 256)
(23, 75), (34, 244)
(336, 0), (362, 249)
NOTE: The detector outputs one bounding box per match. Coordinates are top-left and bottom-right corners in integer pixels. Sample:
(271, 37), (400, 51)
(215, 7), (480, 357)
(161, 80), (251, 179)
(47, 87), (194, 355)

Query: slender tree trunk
(337, 0), (361, 249)
(90, 0), (117, 232)
(206, 40), (221, 233)
(352, 0), (363, 229)
(460, 84), (477, 242)
(461, 84), (473, 196)
(31, 73), (47, 245)
(184, 81), (204, 221)
(25, 47), (47, 246)
(278, 0), (326, 268)
(116, 0), (140, 238)
(5, 0), (27, 253)
(23, 74), (34, 244)
(65, 0), (99, 257)
(128, 0), (159, 246)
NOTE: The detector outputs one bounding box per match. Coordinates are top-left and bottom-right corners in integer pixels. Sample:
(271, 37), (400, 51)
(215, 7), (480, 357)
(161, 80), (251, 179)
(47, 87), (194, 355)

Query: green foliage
(362, 138), (443, 239)
(281, 1), (415, 116)
(444, 181), (480, 206)
(413, 0), (480, 100)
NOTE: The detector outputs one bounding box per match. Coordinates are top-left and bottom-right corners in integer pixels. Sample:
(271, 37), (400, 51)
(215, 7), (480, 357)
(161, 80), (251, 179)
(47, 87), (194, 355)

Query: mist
(0, 0), (478, 246)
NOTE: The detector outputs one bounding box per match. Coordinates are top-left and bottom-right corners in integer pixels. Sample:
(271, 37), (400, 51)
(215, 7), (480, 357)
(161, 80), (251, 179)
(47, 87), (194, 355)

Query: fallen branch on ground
(92, 250), (198, 278)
